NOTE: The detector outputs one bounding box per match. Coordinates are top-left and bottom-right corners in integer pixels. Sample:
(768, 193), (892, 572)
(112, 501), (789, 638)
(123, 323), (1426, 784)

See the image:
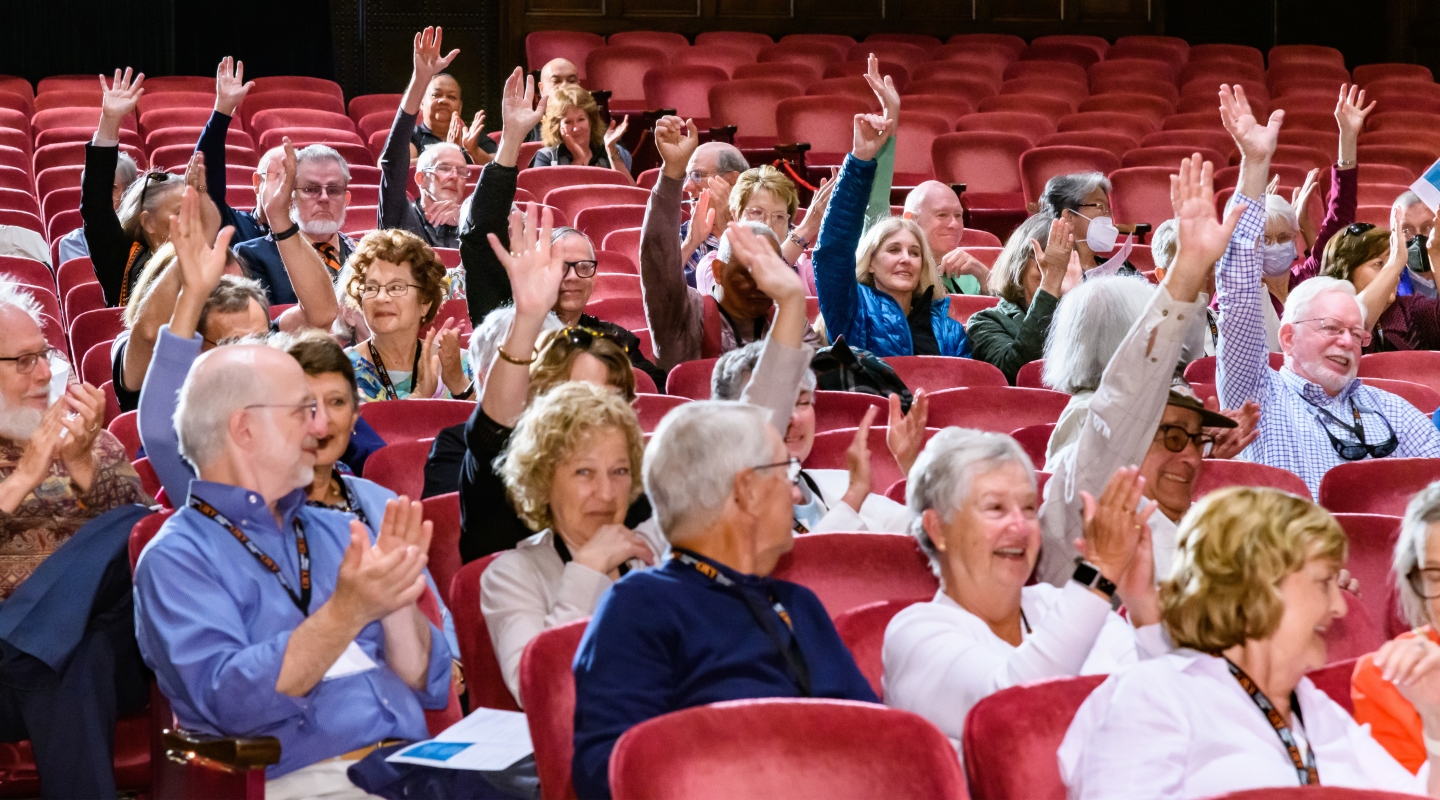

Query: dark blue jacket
(570, 551), (877, 799)
(813, 155), (971, 358)
(234, 232), (354, 306)
(196, 111), (268, 245)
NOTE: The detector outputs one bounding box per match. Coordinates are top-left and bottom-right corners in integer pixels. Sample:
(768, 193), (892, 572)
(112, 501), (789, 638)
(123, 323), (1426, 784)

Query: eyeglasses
(1293, 317), (1372, 348)
(1345, 222), (1377, 236)
(295, 184), (348, 199)
(686, 169), (717, 184)
(1075, 201), (1112, 217)
(360, 282), (421, 298)
(244, 400), (320, 422)
(563, 260), (598, 278)
(137, 170), (173, 209)
(1153, 424), (1216, 456)
(1314, 400), (1398, 461)
(1408, 567), (1440, 599)
(561, 326), (611, 349)
(422, 164), (463, 177)
(0, 346), (62, 375)
(742, 207), (793, 228)
(753, 457), (802, 484)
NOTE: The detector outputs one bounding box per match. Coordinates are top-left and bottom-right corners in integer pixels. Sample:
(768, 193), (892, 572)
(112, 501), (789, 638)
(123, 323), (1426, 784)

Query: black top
(905, 286), (941, 356)
(197, 110), (268, 245)
(423, 423), (466, 500)
(81, 143), (149, 307)
(380, 110), (460, 249)
(531, 144), (630, 170)
(411, 120), (496, 163)
(110, 333), (139, 413)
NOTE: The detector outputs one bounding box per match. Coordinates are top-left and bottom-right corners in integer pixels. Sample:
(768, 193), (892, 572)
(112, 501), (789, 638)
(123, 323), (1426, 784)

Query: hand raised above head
(1334, 83), (1375, 142)
(851, 113), (894, 162)
(654, 115), (699, 174)
(500, 68), (544, 139)
(862, 53), (900, 123)
(214, 56), (254, 117)
(412, 26), (460, 83)
(1218, 83), (1282, 162)
(1169, 154), (1245, 295)
(487, 203), (562, 318)
(171, 186), (235, 298)
(99, 67), (145, 122)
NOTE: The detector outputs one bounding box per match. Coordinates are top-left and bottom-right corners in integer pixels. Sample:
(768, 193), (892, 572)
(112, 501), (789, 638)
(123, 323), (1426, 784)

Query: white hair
(1265, 194), (1299, 235)
(467, 305), (564, 392)
(1397, 481), (1440, 627)
(1042, 275), (1155, 394)
(174, 349), (272, 471)
(1150, 218), (1178, 272)
(294, 144), (351, 182)
(0, 280), (45, 327)
(905, 427), (1034, 576)
(1280, 276), (1366, 327)
(418, 142), (465, 174)
(1395, 190), (1425, 213)
(643, 401), (774, 542)
(710, 340), (815, 401)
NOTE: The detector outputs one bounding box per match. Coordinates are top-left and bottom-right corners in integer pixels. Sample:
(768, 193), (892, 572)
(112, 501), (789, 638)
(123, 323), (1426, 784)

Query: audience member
(1038, 172), (1134, 276)
(641, 114), (820, 372)
(885, 433), (1165, 746)
(404, 29), (493, 165)
(967, 214), (1075, 383)
(531, 85), (632, 181)
(1213, 84), (1440, 496)
(1038, 156), (1256, 583)
(523, 58), (581, 144)
(812, 59), (969, 357)
(380, 29), (471, 249)
(1322, 209), (1440, 353)
(234, 144), (357, 302)
(342, 229), (471, 401)
(571, 397), (876, 799)
(56, 151), (137, 265)
(85, 68), (185, 307)
(1396, 191), (1439, 299)
(1148, 217), (1221, 358)
(1352, 481), (1440, 773)
(902, 180), (992, 294)
(679, 141), (748, 282)
(0, 281), (151, 799)
(198, 57), (274, 245)
(481, 381), (665, 702)
(1059, 487), (1437, 797)
(459, 69), (664, 384)
(694, 165), (832, 298)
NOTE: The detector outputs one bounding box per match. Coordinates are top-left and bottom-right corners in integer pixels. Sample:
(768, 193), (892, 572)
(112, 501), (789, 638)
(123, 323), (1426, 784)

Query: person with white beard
(234, 144), (358, 306)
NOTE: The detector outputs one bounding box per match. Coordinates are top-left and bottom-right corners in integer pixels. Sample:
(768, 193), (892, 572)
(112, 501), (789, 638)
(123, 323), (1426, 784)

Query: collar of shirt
(1276, 365), (1358, 410)
(186, 479), (309, 537)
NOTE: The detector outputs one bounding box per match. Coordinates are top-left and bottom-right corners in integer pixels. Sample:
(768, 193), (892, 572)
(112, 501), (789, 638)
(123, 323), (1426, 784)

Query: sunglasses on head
(137, 170), (173, 208)
(561, 326), (611, 349)
(1344, 222), (1377, 237)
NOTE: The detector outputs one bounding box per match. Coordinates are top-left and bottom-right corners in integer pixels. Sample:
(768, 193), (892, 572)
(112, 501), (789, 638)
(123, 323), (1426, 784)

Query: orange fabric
(1352, 625), (1440, 773)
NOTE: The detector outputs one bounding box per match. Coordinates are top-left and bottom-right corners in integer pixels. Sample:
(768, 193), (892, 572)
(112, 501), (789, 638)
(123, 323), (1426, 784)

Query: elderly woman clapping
(1061, 487), (1440, 798)
(967, 213), (1076, 384)
(882, 428), (1167, 745)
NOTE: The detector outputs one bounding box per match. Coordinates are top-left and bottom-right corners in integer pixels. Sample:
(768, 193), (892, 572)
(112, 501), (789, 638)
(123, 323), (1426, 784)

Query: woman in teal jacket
(812, 102), (971, 358)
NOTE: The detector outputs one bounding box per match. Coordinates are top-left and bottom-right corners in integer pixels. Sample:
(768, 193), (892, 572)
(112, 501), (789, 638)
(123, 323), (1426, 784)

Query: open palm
(1172, 155), (1244, 271)
(488, 204), (563, 317)
(1219, 84), (1281, 161)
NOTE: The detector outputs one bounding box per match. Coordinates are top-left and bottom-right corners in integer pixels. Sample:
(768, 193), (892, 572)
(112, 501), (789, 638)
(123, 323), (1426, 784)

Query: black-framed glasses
(1154, 424), (1216, 456)
(0, 346), (61, 375)
(1345, 222), (1377, 236)
(563, 260), (598, 278)
(137, 170), (172, 208)
(1408, 567), (1440, 600)
(244, 400), (320, 422)
(360, 282), (422, 298)
(1293, 317), (1372, 348)
(562, 326), (610, 349)
(753, 457), (802, 484)
(1314, 400), (1398, 461)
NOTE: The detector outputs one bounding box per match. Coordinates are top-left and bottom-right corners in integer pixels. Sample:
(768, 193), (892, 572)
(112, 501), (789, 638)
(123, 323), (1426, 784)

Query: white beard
(292, 206), (345, 239)
(0, 405), (42, 443)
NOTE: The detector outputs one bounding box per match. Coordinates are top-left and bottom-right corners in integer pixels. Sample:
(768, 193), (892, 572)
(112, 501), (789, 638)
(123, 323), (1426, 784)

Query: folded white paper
(1410, 158), (1440, 212)
(386, 707), (534, 772)
(322, 641), (379, 681)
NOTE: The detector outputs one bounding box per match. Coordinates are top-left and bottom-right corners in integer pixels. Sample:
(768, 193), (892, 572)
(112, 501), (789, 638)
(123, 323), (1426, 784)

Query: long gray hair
(1041, 275), (1154, 394)
(116, 170), (183, 247)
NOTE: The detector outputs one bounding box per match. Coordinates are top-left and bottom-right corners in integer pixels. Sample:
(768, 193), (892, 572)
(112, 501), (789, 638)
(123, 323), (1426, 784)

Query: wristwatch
(1072, 559), (1117, 600)
(273, 222), (302, 242)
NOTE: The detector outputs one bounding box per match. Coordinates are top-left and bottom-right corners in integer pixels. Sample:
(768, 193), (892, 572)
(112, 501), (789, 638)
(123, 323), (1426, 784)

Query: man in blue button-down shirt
(1213, 84), (1440, 497)
(133, 322), (449, 795)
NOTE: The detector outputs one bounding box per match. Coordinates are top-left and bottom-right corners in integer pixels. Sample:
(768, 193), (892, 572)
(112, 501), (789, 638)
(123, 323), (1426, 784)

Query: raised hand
(724, 221), (804, 303)
(261, 138), (299, 227)
(862, 53), (901, 123)
(886, 389), (929, 477)
(654, 115), (699, 177)
(373, 497), (434, 558)
(214, 56), (254, 117)
(171, 186), (235, 299)
(487, 203), (561, 320)
(795, 176), (835, 242)
(1076, 465), (1156, 602)
(851, 113), (894, 162)
(841, 405), (878, 511)
(1219, 84), (1283, 163)
(1030, 215), (1076, 295)
(603, 115), (630, 151)
(412, 26), (459, 83)
(1169, 154), (1246, 300)
(572, 525), (655, 577)
(1207, 398), (1260, 459)
(97, 67), (144, 142)
(1292, 168), (1322, 249)
(1335, 83), (1375, 161)
(499, 67), (544, 143)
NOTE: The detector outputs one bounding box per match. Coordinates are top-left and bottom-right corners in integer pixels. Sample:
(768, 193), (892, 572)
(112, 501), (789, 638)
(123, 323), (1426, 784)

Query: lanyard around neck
(1224, 657), (1317, 785)
(671, 548), (811, 696)
(368, 338), (422, 401)
(189, 496), (312, 616)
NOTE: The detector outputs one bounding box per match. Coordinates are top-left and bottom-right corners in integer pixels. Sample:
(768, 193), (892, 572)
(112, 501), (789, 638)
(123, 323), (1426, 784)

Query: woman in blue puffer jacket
(811, 64), (971, 358)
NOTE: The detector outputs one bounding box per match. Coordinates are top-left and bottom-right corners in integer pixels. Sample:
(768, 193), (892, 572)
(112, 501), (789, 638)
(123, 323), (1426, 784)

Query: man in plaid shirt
(1213, 84), (1440, 498)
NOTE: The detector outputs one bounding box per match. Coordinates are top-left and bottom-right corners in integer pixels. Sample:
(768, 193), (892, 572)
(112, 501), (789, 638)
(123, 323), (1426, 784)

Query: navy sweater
(196, 110), (268, 245)
(570, 551), (878, 798)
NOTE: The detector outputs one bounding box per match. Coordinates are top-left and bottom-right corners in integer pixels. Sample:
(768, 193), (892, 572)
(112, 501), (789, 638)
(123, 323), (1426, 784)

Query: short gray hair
(644, 401), (774, 541)
(1265, 194), (1299, 235)
(711, 340), (815, 401)
(1040, 172), (1111, 217)
(716, 147), (749, 175)
(551, 225), (594, 254)
(1396, 481), (1440, 627)
(716, 221), (779, 265)
(198, 276), (269, 338)
(294, 144), (351, 183)
(989, 212), (1053, 304)
(0, 279), (44, 327)
(175, 348), (272, 470)
(1042, 275), (1154, 394)
(906, 427), (1034, 576)
(1151, 218), (1178, 271)
(1395, 190), (1425, 213)
(468, 304), (563, 392)
(418, 142), (464, 174)
(115, 152), (138, 187)
(1280, 275), (1364, 327)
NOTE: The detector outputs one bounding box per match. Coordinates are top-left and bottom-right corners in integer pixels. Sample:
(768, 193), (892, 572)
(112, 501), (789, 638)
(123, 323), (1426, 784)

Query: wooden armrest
(706, 125), (737, 144)
(1117, 222), (1153, 236)
(163, 728), (281, 772)
(949, 183), (966, 195)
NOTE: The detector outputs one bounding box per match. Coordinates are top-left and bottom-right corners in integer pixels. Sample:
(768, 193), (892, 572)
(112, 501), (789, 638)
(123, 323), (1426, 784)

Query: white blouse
(1059, 650), (1427, 799)
(805, 468), (911, 533)
(882, 581), (1168, 747)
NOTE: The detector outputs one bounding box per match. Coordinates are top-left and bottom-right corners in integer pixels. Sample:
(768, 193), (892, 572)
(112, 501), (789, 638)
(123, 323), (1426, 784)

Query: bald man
(524, 58), (582, 143)
(903, 181), (991, 294)
(677, 141), (748, 285)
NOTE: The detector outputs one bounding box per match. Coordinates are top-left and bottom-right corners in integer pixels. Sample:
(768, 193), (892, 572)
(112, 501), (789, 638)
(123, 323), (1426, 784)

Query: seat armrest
(162, 728), (281, 772)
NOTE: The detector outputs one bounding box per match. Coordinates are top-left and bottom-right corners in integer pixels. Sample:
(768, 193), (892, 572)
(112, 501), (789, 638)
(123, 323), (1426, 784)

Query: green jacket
(965, 290), (1060, 384)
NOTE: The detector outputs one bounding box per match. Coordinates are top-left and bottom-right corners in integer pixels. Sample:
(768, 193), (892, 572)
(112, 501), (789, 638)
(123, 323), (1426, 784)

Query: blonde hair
(528, 327), (637, 403)
(343, 229), (448, 327)
(855, 216), (945, 300)
(542, 85), (605, 151)
(123, 242), (177, 328)
(1162, 487), (1348, 653)
(729, 165), (799, 220)
(498, 381), (645, 532)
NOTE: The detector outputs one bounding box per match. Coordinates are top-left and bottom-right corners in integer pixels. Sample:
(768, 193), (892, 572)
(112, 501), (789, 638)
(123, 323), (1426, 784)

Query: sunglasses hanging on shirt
(1313, 400), (1399, 461)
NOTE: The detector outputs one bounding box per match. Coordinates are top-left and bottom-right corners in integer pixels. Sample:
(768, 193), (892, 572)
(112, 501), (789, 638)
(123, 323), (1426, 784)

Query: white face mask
(1085, 215), (1119, 253)
(1259, 240), (1298, 277)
